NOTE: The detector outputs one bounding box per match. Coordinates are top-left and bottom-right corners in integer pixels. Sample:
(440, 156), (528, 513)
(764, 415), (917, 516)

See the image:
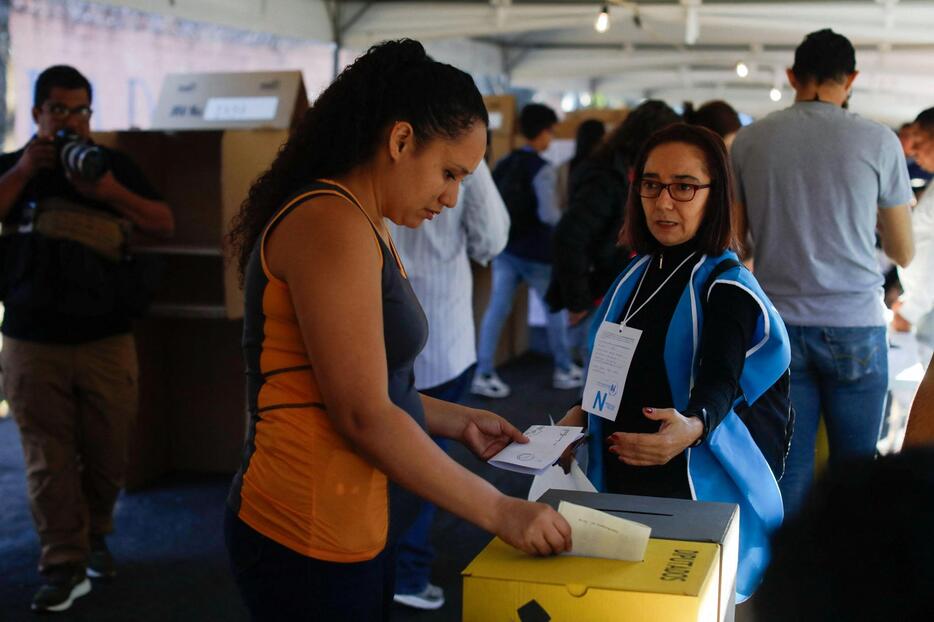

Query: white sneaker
(553, 363), (585, 390)
(470, 372), (512, 398)
(394, 583), (445, 610)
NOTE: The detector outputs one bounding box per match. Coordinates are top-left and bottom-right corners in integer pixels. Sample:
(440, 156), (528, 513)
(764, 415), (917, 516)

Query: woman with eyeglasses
(559, 123), (790, 601)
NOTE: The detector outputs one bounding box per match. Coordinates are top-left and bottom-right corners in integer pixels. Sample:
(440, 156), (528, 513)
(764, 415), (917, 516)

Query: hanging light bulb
(595, 5), (610, 33)
(769, 88), (782, 102)
(736, 61), (749, 78)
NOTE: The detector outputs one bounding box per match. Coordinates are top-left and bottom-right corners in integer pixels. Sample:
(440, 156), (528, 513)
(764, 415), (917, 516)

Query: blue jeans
(476, 252), (572, 375)
(779, 325), (888, 518)
(225, 507), (396, 621)
(394, 365), (474, 595)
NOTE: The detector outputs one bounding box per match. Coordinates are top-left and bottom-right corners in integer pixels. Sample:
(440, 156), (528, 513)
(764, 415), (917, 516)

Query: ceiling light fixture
(769, 88), (782, 102)
(595, 4), (610, 34)
(736, 61), (749, 78)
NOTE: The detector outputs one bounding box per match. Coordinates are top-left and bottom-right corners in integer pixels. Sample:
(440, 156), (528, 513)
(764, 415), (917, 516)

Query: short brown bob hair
(621, 123), (738, 255)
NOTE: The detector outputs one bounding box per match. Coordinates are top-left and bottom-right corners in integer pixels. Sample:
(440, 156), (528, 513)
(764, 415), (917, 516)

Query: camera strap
(34, 197), (130, 262)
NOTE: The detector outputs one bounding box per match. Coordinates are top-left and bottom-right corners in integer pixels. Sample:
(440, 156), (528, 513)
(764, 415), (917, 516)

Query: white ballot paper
(488, 425), (584, 476)
(527, 459), (597, 501)
(557, 500), (651, 562)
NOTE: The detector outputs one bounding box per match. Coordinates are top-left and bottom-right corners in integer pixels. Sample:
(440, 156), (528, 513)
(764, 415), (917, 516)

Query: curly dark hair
(590, 100), (681, 169)
(227, 39), (488, 281)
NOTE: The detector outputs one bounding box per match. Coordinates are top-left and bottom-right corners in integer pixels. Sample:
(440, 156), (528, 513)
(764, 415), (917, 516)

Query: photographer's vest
(227, 180), (428, 562)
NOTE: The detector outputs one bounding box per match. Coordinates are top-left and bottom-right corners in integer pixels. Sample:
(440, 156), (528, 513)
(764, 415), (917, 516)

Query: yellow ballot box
(463, 490), (739, 622)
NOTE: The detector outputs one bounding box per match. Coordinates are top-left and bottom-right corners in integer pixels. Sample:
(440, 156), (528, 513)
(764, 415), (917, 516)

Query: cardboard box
(484, 95), (516, 166)
(553, 108), (630, 139)
(91, 71), (308, 485)
(463, 490), (738, 622)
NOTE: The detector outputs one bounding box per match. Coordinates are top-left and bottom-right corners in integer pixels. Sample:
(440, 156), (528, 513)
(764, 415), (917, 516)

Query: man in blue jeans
(472, 103), (583, 398)
(732, 29), (915, 518)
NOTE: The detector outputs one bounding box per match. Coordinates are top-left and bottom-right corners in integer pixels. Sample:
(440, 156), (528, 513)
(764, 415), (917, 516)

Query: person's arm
(877, 129), (915, 268)
(894, 195), (934, 329)
(70, 171), (174, 238)
(903, 353), (934, 448)
(420, 394), (526, 460)
(607, 282), (759, 466)
(730, 139), (754, 265)
(877, 204), (914, 268)
(0, 139), (56, 221)
(684, 283), (760, 433)
(532, 162), (561, 226)
(267, 197), (570, 556)
(733, 201), (754, 266)
(461, 160), (509, 266)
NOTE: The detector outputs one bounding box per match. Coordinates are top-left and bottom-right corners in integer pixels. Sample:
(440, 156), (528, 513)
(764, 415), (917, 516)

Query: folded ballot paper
(488, 425), (585, 476)
(558, 500), (652, 562)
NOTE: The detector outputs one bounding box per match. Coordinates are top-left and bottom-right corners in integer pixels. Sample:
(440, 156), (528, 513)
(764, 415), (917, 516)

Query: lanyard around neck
(621, 251), (697, 326)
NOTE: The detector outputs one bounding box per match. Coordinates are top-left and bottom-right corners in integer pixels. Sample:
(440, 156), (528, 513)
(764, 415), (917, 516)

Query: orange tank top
(227, 180), (428, 562)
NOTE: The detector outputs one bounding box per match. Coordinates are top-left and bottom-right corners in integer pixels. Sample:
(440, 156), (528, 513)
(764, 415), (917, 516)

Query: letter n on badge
(592, 390), (608, 411)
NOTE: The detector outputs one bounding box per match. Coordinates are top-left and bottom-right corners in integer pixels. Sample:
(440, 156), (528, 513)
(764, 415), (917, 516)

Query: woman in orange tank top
(223, 39), (571, 621)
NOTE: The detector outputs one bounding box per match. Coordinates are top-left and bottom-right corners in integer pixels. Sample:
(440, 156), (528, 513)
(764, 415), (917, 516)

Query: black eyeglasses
(638, 179), (712, 202)
(43, 103), (93, 120)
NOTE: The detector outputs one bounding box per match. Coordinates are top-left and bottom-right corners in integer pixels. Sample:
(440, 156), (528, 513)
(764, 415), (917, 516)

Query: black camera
(54, 129), (109, 182)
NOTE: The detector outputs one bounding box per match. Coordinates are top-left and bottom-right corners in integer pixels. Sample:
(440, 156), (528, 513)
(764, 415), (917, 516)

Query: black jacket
(545, 154), (631, 312)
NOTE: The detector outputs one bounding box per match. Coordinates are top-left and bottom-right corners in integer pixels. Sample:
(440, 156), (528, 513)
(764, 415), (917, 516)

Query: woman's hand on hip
(492, 496), (572, 556)
(606, 407), (703, 466)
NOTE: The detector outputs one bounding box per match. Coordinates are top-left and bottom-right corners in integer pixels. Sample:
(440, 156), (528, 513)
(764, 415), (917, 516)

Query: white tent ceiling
(104, 0), (934, 124)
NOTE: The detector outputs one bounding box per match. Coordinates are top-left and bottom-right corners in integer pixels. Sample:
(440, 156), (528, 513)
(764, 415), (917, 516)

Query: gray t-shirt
(732, 101), (912, 327)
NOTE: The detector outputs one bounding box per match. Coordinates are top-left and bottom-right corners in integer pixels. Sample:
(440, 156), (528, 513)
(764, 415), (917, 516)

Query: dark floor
(0, 351), (578, 622)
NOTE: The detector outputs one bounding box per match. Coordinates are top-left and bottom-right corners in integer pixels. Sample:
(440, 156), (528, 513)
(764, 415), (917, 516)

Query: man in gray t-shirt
(732, 29), (914, 519)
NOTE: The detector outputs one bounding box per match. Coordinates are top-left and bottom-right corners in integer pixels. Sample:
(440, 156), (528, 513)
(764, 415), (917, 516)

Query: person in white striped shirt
(387, 158), (510, 610)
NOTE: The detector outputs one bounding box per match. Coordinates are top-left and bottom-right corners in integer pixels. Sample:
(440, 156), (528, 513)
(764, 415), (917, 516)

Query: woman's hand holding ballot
(420, 394), (573, 556)
(460, 409), (530, 461)
(607, 407), (703, 466)
(491, 496), (573, 557)
(422, 395), (529, 460)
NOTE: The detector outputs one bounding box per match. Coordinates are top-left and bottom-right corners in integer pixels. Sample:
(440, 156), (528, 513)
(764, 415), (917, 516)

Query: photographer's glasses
(43, 103), (93, 120)
(638, 179), (712, 202)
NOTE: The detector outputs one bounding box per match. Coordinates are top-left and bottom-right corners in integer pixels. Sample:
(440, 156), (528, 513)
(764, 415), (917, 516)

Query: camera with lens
(54, 129), (109, 182)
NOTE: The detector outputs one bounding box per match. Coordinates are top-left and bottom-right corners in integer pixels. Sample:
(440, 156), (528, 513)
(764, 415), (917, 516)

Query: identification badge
(582, 321), (642, 421)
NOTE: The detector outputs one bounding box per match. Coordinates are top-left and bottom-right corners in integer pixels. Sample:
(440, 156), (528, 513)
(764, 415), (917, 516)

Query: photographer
(0, 65), (172, 613)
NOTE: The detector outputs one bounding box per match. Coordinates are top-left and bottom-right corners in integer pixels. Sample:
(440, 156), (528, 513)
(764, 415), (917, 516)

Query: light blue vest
(585, 250), (790, 602)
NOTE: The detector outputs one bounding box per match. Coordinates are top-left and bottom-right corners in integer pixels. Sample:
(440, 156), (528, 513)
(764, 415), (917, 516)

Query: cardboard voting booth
(93, 71), (307, 487)
(484, 94), (517, 166)
(463, 490), (739, 622)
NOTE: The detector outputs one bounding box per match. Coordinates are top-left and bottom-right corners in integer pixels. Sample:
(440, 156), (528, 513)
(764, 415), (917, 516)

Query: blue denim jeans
(476, 252), (572, 375)
(394, 365), (474, 595)
(779, 325), (888, 518)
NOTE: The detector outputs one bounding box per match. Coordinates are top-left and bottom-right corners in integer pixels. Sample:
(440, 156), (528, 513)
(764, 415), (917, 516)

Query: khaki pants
(0, 334), (138, 572)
